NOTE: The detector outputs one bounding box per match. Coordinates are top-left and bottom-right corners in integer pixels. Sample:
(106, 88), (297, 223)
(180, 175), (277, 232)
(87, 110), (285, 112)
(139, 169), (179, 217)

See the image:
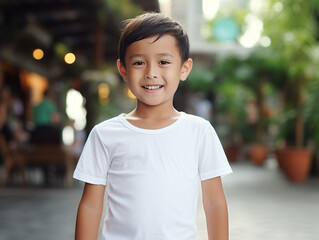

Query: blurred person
(246, 99), (258, 127)
(73, 12), (232, 240)
(0, 87), (29, 177)
(0, 87), (14, 153)
(245, 99), (258, 143)
(0, 87), (27, 150)
(189, 92), (213, 122)
(30, 86), (62, 185)
(31, 86), (61, 144)
(32, 87), (60, 127)
(0, 88), (11, 136)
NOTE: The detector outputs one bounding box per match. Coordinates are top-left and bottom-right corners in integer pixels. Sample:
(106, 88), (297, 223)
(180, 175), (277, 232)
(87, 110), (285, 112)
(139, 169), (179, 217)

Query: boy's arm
(75, 183), (106, 240)
(201, 177), (229, 240)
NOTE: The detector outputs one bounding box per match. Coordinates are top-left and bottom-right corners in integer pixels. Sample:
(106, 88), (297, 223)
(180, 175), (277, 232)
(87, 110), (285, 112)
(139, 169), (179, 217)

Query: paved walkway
(0, 158), (318, 240)
(218, 160), (319, 240)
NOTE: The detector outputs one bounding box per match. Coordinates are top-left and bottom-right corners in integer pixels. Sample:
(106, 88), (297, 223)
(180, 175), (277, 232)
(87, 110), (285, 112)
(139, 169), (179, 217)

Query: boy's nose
(144, 74), (158, 79)
(144, 64), (158, 79)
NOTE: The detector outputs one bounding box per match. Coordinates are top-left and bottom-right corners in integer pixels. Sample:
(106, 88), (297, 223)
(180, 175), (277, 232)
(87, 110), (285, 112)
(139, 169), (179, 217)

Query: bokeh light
(33, 48), (44, 60)
(65, 89), (86, 130)
(62, 125), (74, 145)
(202, 0), (220, 19)
(64, 52), (76, 64)
(125, 87), (136, 99)
(98, 83), (110, 100)
(239, 14), (263, 48)
(260, 36), (271, 47)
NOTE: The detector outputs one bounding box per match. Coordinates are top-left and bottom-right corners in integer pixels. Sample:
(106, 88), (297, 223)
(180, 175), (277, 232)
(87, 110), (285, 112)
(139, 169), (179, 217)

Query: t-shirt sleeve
(198, 121), (232, 181)
(73, 126), (109, 185)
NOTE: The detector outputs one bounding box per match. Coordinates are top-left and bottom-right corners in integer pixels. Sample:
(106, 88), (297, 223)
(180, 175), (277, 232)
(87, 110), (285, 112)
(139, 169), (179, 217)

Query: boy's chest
(106, 133), (199, 182)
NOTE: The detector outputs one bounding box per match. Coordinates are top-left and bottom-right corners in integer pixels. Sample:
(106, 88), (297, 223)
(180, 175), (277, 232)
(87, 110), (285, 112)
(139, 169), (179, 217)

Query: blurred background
(0, 0), (319, 239)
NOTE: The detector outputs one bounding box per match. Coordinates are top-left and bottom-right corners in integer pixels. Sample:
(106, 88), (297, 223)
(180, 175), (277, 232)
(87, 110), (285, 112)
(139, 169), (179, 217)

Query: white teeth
(144, 85), (161, 90)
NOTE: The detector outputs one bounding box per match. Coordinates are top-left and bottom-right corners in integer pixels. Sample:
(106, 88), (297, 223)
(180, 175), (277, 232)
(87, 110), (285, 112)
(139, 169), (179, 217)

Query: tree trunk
(256, 78), (266, 143)
(295, 77), (304, 148)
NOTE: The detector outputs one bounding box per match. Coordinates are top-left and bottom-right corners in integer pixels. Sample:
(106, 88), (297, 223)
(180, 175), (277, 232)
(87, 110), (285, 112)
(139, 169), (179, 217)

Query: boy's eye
(133, 61), (144, 66)
(159, 60), (170, 65)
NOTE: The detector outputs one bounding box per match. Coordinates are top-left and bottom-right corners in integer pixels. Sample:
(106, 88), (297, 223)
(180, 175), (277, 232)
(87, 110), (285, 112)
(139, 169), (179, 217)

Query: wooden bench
(0, 135), (75, 186)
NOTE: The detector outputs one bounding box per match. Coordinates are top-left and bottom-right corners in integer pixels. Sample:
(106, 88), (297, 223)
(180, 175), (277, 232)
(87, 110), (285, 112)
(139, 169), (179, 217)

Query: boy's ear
(180, 58), (193, 81)
(117, 59), (128, 82)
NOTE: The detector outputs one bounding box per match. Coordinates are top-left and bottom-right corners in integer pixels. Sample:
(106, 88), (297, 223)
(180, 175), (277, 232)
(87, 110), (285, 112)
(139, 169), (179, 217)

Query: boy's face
(117, 34), (192, 108)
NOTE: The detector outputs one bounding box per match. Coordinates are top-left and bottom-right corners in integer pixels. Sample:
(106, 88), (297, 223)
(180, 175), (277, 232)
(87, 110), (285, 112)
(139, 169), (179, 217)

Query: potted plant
(304, 72), (319, 176)
(215, 81), (248, 163)
(212, 57), (252, 163)
(259, 0), (319, 182)
(215, 53), (276, 166)
(239, 53), (275, 166)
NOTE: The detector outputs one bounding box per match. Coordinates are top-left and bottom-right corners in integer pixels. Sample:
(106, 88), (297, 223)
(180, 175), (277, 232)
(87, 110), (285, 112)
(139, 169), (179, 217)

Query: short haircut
(118, 12), (190, 66)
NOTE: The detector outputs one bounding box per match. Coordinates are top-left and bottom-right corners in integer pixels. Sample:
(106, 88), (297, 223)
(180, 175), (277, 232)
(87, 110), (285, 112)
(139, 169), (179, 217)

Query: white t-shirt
(73, 112), (232, 240)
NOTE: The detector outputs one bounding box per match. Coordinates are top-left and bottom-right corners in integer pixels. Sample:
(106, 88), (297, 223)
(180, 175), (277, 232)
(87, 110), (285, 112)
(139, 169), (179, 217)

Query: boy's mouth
(142, 85), (163, 90)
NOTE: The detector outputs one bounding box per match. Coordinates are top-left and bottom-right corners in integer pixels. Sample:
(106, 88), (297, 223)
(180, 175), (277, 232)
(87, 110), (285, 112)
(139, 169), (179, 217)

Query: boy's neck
(125, 104), (181, 129)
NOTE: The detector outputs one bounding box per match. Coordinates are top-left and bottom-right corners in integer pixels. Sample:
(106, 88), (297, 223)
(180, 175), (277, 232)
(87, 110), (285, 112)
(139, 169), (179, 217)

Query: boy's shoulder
(93, 114), (124, 133)
(181, 112), (211, 125)
(97, 114), (121, 125)
(179, 112), (215, 133)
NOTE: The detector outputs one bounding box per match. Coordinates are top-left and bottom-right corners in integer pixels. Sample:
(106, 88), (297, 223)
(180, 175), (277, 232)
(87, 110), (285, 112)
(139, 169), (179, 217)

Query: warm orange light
(64, 52), (76, 64)
(125, 87), (136, 99)
(98, 83), (110, 100)
(20, 71), (48, 104)
(33, 48), (44, 60)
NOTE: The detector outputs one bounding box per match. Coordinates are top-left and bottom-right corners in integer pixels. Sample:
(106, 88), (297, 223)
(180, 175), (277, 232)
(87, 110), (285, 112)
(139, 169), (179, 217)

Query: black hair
(118, 12), (190, 67)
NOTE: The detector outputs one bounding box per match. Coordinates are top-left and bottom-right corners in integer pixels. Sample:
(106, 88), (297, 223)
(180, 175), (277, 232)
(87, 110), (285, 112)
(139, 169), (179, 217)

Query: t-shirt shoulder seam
(93, 123), (111, 160)
(200, 167), (233, 181)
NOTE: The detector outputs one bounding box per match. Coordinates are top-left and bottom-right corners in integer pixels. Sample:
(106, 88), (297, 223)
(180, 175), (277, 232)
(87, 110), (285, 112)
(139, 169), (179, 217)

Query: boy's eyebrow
(129, 54), (144, 59)
(158, 53), (174, 58)
(129, 53), (174, 59)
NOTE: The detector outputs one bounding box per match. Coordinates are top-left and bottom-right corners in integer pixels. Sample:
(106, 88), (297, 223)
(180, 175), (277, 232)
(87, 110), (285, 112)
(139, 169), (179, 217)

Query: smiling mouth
(142, 85), (163, 90)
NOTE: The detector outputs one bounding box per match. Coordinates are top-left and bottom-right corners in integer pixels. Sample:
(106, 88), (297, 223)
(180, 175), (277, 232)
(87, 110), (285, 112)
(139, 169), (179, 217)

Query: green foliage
(304, 75), (319, 149)
(216, 81), (250, 144)
(186, 67), (216, 93)
(258, 0), (319, 147)
(105, 0), (142, 21)
(261, 0), (318, 74)
(191, 0), (319, 147)
(54, 43), (69, 57)
(93, 0), (142, 25)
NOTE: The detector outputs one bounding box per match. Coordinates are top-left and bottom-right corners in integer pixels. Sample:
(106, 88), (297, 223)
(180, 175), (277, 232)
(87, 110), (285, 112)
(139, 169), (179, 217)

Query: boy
(74, 12), (232, 240)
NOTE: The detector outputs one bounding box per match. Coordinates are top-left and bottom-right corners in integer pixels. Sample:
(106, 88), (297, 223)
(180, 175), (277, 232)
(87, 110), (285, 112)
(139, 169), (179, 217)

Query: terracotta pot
(274, 149), (286, 170)
(249, 144), (268, 166)
(281, 148), (312, 183)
